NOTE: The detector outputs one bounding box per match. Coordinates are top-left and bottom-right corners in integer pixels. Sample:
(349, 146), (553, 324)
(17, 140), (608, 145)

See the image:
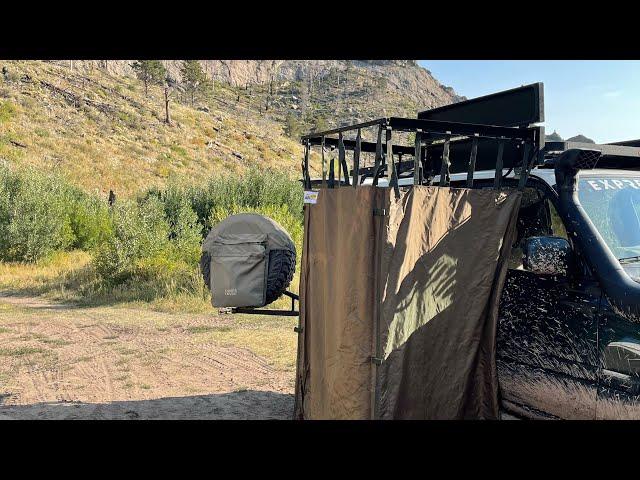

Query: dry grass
(0, 250), (212, 313)
(190, 313), (298, 370)
(0, 250), (92, 297)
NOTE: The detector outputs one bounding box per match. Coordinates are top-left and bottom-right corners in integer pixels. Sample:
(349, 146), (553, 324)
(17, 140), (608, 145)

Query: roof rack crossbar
(302, 117), (537, 144)
(300, 118), (386, 139)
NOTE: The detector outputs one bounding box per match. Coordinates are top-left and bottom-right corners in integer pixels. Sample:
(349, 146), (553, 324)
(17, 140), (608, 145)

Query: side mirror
(522, 236), (573, 276)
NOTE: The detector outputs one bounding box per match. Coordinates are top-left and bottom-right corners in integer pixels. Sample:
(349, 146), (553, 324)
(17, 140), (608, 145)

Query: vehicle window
(507, 187), (567, 270)
(548, 200), (568, 240)
(578, 176), (640, 262)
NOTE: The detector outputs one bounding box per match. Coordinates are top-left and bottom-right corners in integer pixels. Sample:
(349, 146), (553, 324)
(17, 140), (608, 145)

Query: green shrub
(0, 165), (303, 305)
(144, 167), (303, 236)
(69, 193), (113, 250)
(170, 198), (202, 265)
(93, 197), (171, 284)
(0, 167), (75, 262)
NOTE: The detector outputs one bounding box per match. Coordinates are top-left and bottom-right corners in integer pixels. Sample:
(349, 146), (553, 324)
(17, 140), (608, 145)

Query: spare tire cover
(201, 213), (296, 307)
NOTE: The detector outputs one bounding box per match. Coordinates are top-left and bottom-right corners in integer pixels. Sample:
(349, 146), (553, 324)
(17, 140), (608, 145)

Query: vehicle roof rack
(301, 116), (543, 191)
(300, 83), (640, 189)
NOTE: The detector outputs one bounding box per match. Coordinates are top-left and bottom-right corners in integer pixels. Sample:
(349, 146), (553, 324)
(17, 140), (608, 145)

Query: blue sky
(418, 61), (640, 144)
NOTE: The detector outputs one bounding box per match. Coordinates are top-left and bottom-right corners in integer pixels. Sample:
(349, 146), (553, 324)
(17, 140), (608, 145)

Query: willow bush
(0, 165), (303, 303)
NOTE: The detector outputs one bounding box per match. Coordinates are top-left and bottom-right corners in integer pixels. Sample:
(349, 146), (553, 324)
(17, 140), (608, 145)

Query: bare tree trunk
(164, 86), (172, 125)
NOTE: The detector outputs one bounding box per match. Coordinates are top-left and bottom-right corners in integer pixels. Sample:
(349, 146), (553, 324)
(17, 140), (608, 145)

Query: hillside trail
(0, 293), (295, 420)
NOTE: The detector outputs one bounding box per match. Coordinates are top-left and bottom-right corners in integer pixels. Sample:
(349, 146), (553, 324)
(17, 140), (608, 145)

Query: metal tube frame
(301, 116), (542, 191)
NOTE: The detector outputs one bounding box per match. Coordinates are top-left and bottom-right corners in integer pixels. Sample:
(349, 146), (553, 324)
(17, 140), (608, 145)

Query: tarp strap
(372, 191), (386, 420)
(352, 129), (361, 188)
(387, 127), (400, 199)
(337, 145), (341, 190)
(413, 130), (422, 186)
(517, 142), (534, 190)
(493, 138), (505, 189)
(466, 135), (479, 188)
(321, 136), (327, 188)
(372, 124), (384, 186)
(302, 139), (311, 190)
(422, 146), (431, 185)
(328, 146), (336, 189)
(338, 132), (349, 185)
(439, 134), (451, 187)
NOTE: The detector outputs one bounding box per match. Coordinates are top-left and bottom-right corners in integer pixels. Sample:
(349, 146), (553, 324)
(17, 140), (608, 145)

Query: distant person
(108, 190), (116, 207)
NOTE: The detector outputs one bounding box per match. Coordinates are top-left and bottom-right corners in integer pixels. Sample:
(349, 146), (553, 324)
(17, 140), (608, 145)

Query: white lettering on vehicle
(587, 180), (602, 191)
(225, 288), (237, 296)
(601, 179), (614, 190)
(584, 178), (640, 191)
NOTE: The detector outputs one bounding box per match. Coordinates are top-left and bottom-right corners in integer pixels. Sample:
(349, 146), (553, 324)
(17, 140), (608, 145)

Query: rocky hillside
(55, 60), (461, 112)
(0, 60), (460, 196)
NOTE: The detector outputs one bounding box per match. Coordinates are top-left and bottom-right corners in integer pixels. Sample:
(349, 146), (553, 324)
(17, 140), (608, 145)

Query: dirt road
(0, 294), (296, 420)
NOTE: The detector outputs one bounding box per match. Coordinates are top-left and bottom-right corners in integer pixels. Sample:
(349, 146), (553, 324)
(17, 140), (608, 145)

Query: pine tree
(130, 60), (166, 97)
(284, 112), (303, 139)
(180, 60), (209, 106)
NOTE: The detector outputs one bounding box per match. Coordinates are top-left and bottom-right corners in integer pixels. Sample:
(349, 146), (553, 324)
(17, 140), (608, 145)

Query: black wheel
(200, 251), (211, 288)
(265, 248), (296, 305)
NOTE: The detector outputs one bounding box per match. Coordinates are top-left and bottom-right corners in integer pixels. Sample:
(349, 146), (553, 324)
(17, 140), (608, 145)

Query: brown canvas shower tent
(293, 98), (544, 419)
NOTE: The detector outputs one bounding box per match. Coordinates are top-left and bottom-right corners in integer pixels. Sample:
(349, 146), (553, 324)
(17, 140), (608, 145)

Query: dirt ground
(0, 294), (296, 420)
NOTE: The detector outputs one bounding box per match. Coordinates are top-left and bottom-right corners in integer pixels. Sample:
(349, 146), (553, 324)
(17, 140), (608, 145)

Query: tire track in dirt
(0, 294), (296, 418)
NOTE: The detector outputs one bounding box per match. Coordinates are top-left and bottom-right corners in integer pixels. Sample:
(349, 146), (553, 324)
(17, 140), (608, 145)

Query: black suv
(445, 162), (640, 419)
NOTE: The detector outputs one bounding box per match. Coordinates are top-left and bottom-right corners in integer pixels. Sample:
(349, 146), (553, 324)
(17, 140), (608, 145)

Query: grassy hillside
(0, 61), (309, 197)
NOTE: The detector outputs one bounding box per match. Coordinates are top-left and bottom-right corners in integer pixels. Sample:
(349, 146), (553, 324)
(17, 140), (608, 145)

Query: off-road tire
(200, 248), (296, 305)
(265, 248), (296, 305)
(200, 251), (211, 289)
